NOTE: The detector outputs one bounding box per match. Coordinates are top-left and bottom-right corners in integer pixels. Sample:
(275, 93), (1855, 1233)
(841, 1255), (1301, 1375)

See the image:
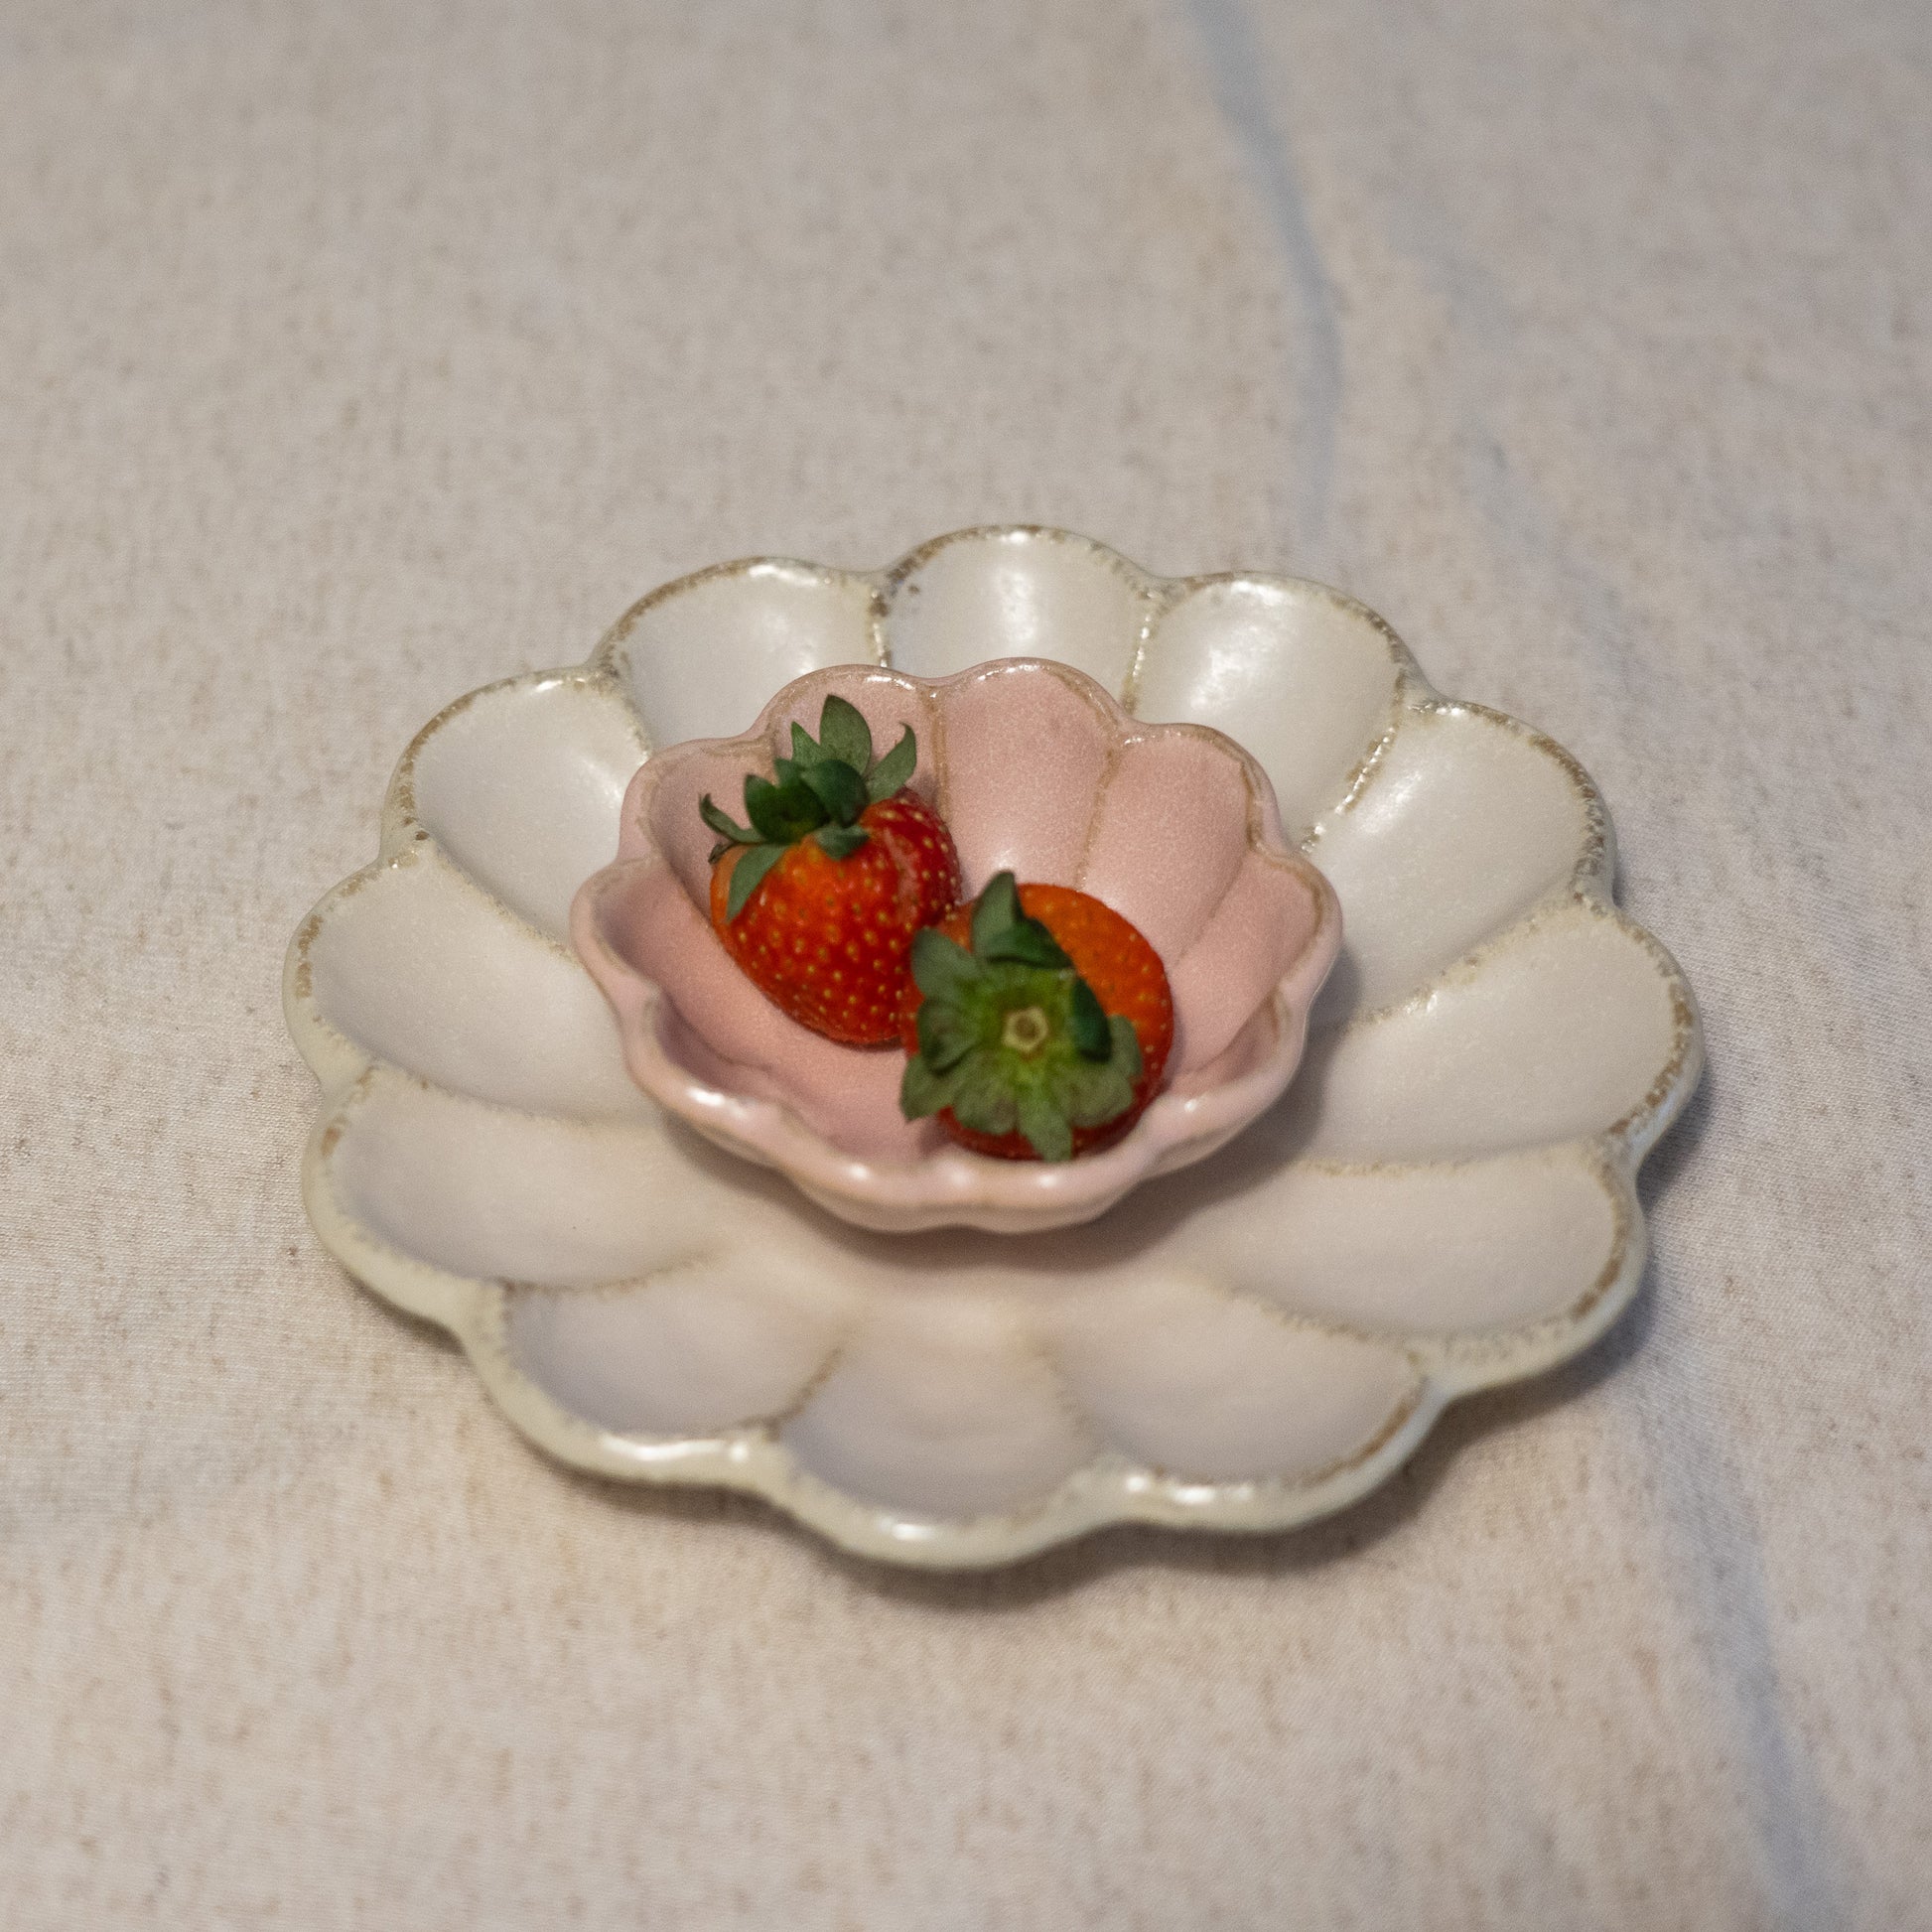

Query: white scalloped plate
(285, 527), (1702, 1569)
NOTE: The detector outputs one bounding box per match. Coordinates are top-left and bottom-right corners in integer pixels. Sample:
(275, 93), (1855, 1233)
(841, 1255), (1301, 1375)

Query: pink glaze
(571, 658), (1340, 1234)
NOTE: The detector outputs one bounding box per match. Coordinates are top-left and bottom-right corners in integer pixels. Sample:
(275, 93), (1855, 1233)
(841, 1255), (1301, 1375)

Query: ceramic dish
(572, 656), (1339, 1234)
(285, 527), (1702, 1569)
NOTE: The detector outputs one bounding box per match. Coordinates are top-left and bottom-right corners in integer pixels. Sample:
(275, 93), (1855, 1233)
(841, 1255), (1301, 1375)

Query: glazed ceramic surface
(285, 528), (1702, 1568)
(573, 657), (1339, 1233)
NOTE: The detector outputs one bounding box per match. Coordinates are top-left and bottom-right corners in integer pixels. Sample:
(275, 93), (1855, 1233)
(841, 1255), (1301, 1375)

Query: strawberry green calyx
(699, 694), (918, 918)
(899, 872), (1144, 1162)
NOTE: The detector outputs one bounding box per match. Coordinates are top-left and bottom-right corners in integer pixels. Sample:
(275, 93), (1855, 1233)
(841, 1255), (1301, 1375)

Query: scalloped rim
(283, 526), (1705, 1570)
(570, 656), (1341, 1233)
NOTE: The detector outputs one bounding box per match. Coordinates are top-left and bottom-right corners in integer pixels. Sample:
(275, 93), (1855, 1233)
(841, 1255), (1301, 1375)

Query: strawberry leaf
(971, 871), (1071, 968)
(866, 726), (916, 802)
(1050, 1055), (1136, 1128)
(1109, 1014), (1144, 1082)
(971, 871), (1022, 952)
(910, 929), (983, 1002)
(700, 794), (759, 846)
(948, 1054), (1020, 1137)
(899, 1053), (961, 1120)
(814, 824), (869, 860)
(788, 721), (827, 768)
(1017, 1090), (1074, 1163)
(1067, 976), (1110, 1059)
(799, 756), (868, 826)
(915, 998), (979, 1071)
(725, 841), (788, 919)
(817, 694), (873, 773)
(744, 774), (829, 843)
(982, 919), (1070, 969)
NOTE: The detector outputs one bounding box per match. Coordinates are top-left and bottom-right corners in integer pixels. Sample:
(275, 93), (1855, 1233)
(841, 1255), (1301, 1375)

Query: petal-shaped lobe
(404, 675), (646, 941)
(1135, 578), (1401, 841)
(1285, 903), (1686, 1162)
(1049, 1278), (1420, 1482)
(934, 659), (1114, 890)
(504, 1262), (851, 1437)
(1076, 727), (1254, 964)
(1311, 704), (1596, 1020)
(781, 1294), (1091, 1516)
(605, 562), (879, 747)
(304, 848), (645, 1120)
(1179, 1145), (1631, 1337)
(884, 529), (1152, 692)
(1164, 854), (1327, 1076)
(324, 1078), (712, 1287)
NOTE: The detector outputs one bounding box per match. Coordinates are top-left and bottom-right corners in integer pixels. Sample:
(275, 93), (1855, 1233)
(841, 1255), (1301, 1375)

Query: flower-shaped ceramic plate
(575, 655), (1340, 1233)
(286, 527), (1701, 1569)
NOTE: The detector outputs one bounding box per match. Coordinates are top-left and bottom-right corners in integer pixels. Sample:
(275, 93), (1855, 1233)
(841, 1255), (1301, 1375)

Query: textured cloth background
(4, 1), (1929, 1926)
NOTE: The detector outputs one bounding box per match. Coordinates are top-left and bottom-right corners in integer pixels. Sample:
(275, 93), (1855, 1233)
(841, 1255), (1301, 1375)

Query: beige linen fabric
(5, 1), (1929, 1925)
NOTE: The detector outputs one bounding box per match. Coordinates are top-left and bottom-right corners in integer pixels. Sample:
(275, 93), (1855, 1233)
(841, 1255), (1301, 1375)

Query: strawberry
(700, 694), (963, 1044)
(898, 872), (1173, 1162)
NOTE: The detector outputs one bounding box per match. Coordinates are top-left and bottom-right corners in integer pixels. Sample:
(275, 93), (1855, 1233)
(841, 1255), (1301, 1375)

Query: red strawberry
(897, 872), (1173, 1162)
(701, 694), (963, 1044)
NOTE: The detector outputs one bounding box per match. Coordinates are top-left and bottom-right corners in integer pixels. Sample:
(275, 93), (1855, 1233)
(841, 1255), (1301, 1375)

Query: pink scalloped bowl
(570, 657), (1340, 1233)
